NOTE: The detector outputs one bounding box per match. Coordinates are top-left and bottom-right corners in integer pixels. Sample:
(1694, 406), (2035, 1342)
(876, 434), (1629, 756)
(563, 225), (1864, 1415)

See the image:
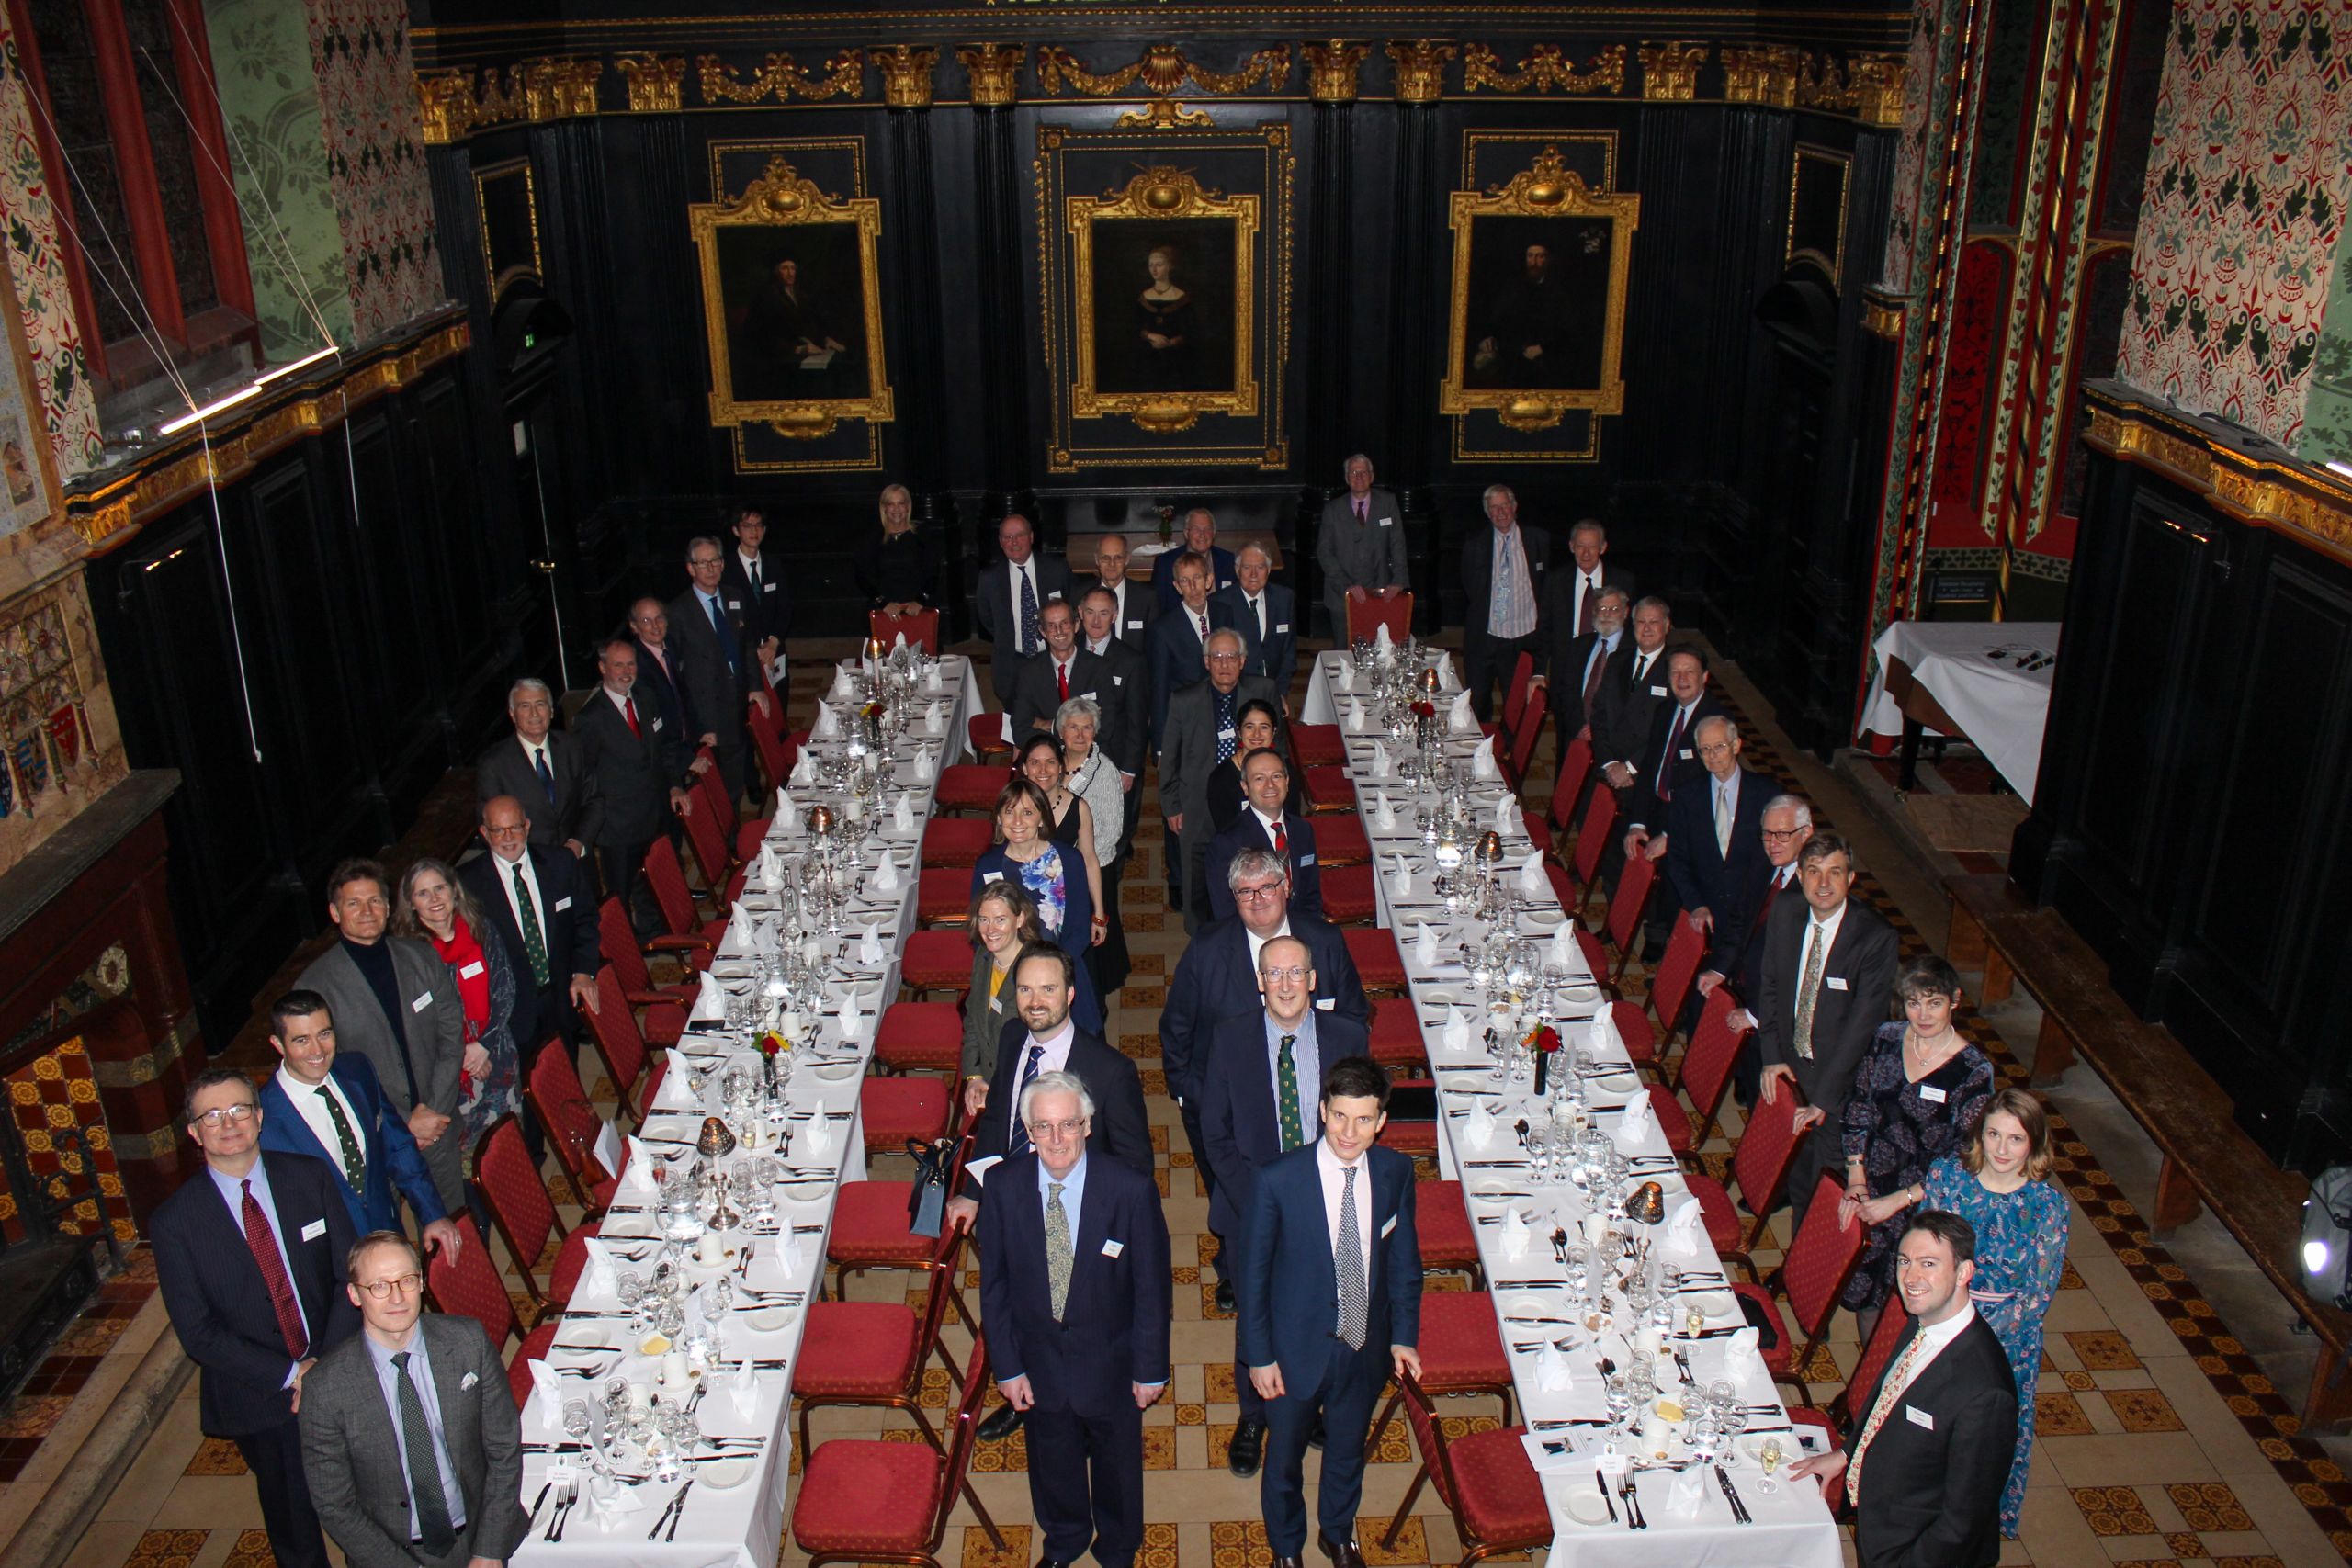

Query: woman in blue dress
(969, 778), (1102, 1033)
(1860, 1085), (2068, 1538)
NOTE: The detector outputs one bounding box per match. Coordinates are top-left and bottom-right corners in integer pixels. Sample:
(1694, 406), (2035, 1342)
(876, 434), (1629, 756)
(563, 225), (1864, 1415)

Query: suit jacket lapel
(1066, 1168), (1110, 1325)
(426, 1318), (478, 1511)
(1237, 1033), (1282, 1156)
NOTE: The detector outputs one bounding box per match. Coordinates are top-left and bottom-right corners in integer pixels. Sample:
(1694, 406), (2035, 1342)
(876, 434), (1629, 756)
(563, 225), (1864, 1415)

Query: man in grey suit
(1161, 628), (1278, 932)
(1316, 454), (1408, 640)
(300, 1231), (528, 1568)
(1088, 533), (1158, 649)
(297, 862), (468, 1212)
(974, 513), (1074, 708)
(473, 679), (597, 857)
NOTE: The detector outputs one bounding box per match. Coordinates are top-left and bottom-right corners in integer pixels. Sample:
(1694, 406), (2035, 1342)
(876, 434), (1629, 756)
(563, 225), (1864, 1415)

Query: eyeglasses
(1029, 1119), (1087, 1139)
(1260, 965), (1311, 984)
(1760, 827), (1806, 840)
(1205, 651), (1246, 663)
(356, 1272), (424, 1299)
(1234, 883), (1285, 901)
(193, 1104), (257, 1127)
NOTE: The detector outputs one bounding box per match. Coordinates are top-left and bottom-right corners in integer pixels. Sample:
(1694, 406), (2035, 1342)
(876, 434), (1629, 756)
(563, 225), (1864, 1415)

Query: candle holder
(696, 1115), (738, 1162)
(1627, 1180), (1668, 1227)
(805, 804), (835, 837)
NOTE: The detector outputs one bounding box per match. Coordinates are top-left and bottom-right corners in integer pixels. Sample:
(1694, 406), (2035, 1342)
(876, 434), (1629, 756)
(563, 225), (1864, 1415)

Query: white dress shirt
(1871, 1303), (1977, 1413)
(278, 1065), (367, 1183)
(1244, 917), (1294, 976)
(1799, 900), (1849, 992)
(1315, 1137), (1374, 1281)
(487, 846), (550, 974)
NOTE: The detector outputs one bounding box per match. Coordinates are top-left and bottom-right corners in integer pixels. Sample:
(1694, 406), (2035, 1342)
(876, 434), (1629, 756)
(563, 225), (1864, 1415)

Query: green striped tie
(514, 862), (552, 987)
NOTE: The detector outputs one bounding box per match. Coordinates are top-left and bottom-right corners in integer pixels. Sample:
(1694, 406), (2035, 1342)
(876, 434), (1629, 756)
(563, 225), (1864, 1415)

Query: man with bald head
(459, 796), (601, 1155)
(976, 513), (1075, 707)
(1151, 507), (1236, 611)
(1089, 532), (1158, 649)
(1213, 542), (1297, 694)
(1316, 455), (1407, 640)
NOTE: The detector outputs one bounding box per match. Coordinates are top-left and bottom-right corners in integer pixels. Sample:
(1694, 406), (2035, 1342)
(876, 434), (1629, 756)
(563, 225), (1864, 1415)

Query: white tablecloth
(1310, 649), (1842, 1568)
(512, 657), (975, 1568)
(1859, 621), (2059, 803)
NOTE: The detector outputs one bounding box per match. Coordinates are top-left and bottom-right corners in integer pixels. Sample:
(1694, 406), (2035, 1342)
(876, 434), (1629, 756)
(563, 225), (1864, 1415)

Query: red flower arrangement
(858, 701), (885, 721)
(757, 1030), (787, 1057)
(1410, 700), (1437, 718)
(1524, 1023), (1562, 1055)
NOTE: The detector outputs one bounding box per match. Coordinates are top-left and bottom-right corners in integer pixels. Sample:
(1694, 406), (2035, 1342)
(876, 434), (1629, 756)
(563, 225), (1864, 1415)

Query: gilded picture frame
(1068, 166), (1260, 435)
(690, 155), (893, 440)
(1439, 145), (1640, 432)
(470, 157), (542, 300)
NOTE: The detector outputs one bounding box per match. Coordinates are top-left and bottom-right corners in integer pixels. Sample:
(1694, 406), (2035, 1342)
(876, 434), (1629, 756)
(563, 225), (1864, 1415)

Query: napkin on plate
(892, 794), (915, 832)
(1519, 850), (1547, 896)
(875, 855), (901, 894)
(1548, 925), (1576, 967)
(1346, 703), (1366, 733)
(1493, 794), (1517, 835)
(925, 664), (944, 692)
(1334, 661), (1353, 693)
(1664, 1196), (1704, 1256)
(1391, 852), (1413, 895)
(892, 632), (909, 652)
(914, 746), (937, 782)
(831, 667), (854, 698)
(858, 925), (885, 964)
(813, 706), (840, 739)
(1499, 1206), (1531, 1258)
(1535, 1345), (1573, 1393)
(924, 704), (943, 734)
(696, 969), (724, 1019)
(1442, 1008), (1470, 1053)
(1617, 1089), (1654, 1142)
(1374, 793), (1396, 830)
(1463, 1097), (1495, 1145)
(582, 1236), (619, 1296)
(623, 1134), (657, 1194)
(773, 787), (795, 824)
(790, 750), (816, 786)
(1472, 736), (1498, 779)
(1449, 690), (1476, 733)
(1667, 1468), (1709, 1518)
(1374, 622), (1394, 652)
(1414, 923), (1441, 967)
(731, 898), (753, 934)
(1729, 1325), (1772, 1393)
(760, 846), (783, 894)
(778, 1227), (808, 1280)
(527, 1359), (565, 1428)
(806, 1113), (836, 1160)
(585, 1477), (646, 1533)
(728, 1363), (763, 1418)
(1372, 742), (1393, 778)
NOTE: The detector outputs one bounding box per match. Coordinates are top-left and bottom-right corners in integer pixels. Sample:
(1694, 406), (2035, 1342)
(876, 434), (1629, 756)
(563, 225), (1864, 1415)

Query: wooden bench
(1946, 873), (2352, 1427)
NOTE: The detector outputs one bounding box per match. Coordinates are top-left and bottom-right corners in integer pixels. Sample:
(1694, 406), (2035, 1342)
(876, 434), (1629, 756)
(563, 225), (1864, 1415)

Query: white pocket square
(460, 1371), (479, 1391)
(1380, 1214), (1398, 1238)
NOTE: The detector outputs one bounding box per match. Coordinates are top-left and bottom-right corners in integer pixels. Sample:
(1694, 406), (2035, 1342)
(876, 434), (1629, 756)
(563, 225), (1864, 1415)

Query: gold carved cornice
(1863, 296), (1905, 339)
(1034, 43), (1291, 97)
(1638, 41), (1708, 101)
(414, 57), (599, 144)
(1386, 39), (1454, 104)
(2083, 391), (2352, 567)
(66, 322), (471, 549)
(1723, 44), (1801, 108)
(1460, 42), (1626, 96)
(1304, 40), (1370, 105)
(1800, 51), (1906, 127)
(616, 51), (684, 113)
(1115, 99), (1214, 129)
(957, 42), (1024, 107)
(873, 44), (938, 108)
(522, 57), (602, 120)
(699, 51), (865, 105)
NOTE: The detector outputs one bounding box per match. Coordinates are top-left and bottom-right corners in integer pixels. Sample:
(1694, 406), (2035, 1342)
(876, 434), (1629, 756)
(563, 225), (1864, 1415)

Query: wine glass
(1756, 1435), (1784, 1494)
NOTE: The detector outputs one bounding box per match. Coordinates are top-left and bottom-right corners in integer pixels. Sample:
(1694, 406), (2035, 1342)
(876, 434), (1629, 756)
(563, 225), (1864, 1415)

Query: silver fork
(544, 1475), (578, 1541)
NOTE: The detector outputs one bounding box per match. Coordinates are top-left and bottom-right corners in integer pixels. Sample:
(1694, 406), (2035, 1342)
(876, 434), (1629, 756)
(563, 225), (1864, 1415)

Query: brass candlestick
(696, 1116), (738, 1162)
(1627, 1181), (1667, 1226)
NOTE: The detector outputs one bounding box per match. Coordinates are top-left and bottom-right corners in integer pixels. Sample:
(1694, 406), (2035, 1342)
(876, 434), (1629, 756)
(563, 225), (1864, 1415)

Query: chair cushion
(639, 1000), (688, 1048)
(1367, 1001), (1428, 1069)
(1682, 1173), (1746, 1254)
(1290, 723), (1345, 765)
(919, 867), (974, 926)
(1415, 1292), (1510, 1390)
(1320, 865), (1381, 926)
(934, 765), (1006, 813)
(861, 1078), (949, 1148)
(968, 714), (1012, 756)
(792, 1438), (944, 1554)
(1730, 1281), (1793, 1374)
(900, 931), (974, 991)
(1302, 765), (1356, 811)
(1315, 815), (1371, 866)
(1447, 1425), (1554, 1548)
(1612, 1000), (1657, 1066)
(1378, 1117), (1437, 1154)
(874, 1001), (965, 1073)
(1343, 929), (1407, 989)
(922, 819), (994, 868)
(1415, 1180), (1478, 1269)
(795, 1301), (922, 1396)
(827, 1180), (931, 1267)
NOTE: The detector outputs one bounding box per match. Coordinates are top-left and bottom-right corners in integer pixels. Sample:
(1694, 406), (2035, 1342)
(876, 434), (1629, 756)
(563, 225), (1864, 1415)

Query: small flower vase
(1533, 1048), (1550, 1096)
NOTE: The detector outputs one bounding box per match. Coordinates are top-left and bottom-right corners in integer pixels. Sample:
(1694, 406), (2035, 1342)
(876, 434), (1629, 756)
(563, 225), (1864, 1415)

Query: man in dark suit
(1009, 598), (1114, 747)
(1151, 507), (1237, 611)
(1316, 455), (1408, 641)
(977, 1072), (1172, 1568)
(1550, 519), (1634, 645)
(473, 679), (597, 857)
(1197, 937), (1371, 1477)
(1078, 586), (1149, 798)
(1162, 849), (1369, 1306)
(296, 863), (468, 1213)
(1088, 533), (1158, 649)
(1658, 717), (1772, 952)
(1617, 647), (1729, 950)
(1758, 831), (1902, 1225)
(571, 636), (695, 932)
(1204, 747), (1322, 923)
(257, 990), (467, 1253)
(671, 535), (768, 803)
(1238, 1057), (1421, 1568)
(1162, 628), (1280, 930)
(1547, 583), (1630, 753)
(625, 597), (706, 761)
(1589, 595), (1676, 797)
(1696, 793), (1813, 1108)
(1213, 543), (1299, 696)
(300, 1232), (530, 1568)
(974, 513), (1074, 708)
(154, 1067), (364, 1568)
(1790, 1212), (2017, 1568)
(720, 502), (791, 662)
(1459, 484), (1552, 724)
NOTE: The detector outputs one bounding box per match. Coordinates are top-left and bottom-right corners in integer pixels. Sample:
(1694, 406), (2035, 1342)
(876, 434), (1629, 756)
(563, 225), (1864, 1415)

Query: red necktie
(1656, 707), (1688, 801)
(1753, 870), (1787, 937)
(1057, 661), (1069, 702)
(1578, 578), (1596, 635)
(1272, 819), (1287, 854)
(623, 695), (642, 738)
(1582, 642), (1609, 710)
(241, 1179), (308, 1359)
(1354, 497), (1366, 523)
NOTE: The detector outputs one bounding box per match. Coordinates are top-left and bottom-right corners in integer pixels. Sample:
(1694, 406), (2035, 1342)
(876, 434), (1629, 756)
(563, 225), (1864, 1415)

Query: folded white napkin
(729, 1364), (762, 1418)
(926, 664), (944, 691)
(806, 1113), (836, 1159)
(1374, 793), (1396, 830)
(914, 747), (936, 782)
(586, 1478), (645, 1533)
(1730, 1325), (1771, 1392)
(1442, 1008), (1470, 1053)
(1665, 1196), (1704, 1256)
(1347, 703), (1366, 733)
(1333, 661), (1352, 693)
(624, 1135), (657, 1193)
(1500, 1206), (1530, 1258)
(731, 898), (753, 933)
(1472, 737), (1498, 779)
(1668, 1468), (1708, 1518)
(892, 632), (909, 651)
(1450, 690), (1476, 733)
(1548, 925), (1575, 967)
(1494, 795), (1516, 835)
(527, 1359), (564, 1429)
(924, 704), (943, 735)
(1372, 742), (1392, 778)
(893, 794), (914, 832)
(696, 969), (723, 1018)
(778, 1227), (808, 1280)
(1536, 1344), (1573, 1393)
(875, 855), (901, 893)
(1414, 923), (1440, 967)
(582, 1236), (619, 1297)
(813, 706), (840, 739)
(1374, 622), (1394, 652)
(1519, 850), (1546, 897)
(831, 668), (854, 698)
(773, 786), (794, 821)
(1617, 1088), (1654, 1142)
(1391, 852), (1413, 895)
(789, 751), (815, 786)
(760, 846), (782, 894)
(858, 925), (884, 964)
(1463, 1097), (1495, 1145)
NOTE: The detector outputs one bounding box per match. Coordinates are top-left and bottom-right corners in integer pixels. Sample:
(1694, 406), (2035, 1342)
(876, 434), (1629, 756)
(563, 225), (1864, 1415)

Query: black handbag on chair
(905, 1137), (953, 1237)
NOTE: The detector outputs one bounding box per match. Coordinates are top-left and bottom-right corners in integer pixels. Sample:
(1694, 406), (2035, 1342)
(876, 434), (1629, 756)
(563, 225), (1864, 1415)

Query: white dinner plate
(741, 1306), (795, 1334)
(553, 1324), (618, 1352)
(812, 1060), (861, 1082)
(1422, 988), (1458, 1007)
(1521, 908), (1566, 930)
(599, 1215), (655, 1239)
(1562, 1480), (1613, 1526)
(780, 1179), (832, 1201)
(698, 1458), (754, 1489)
(1683, 1290), (1737, 1320)
(1595, 1071), (1642, 1097)
(1469, 1179), (1517, 1205)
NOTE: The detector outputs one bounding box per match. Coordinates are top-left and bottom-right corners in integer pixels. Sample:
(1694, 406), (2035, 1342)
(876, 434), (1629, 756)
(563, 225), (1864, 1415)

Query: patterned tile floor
(20, 640), (2350, 1568)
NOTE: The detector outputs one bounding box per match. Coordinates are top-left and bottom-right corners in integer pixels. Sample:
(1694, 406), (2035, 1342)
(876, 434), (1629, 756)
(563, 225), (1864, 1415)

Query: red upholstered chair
(871, 607), (942, 656)
(1603, 852), (1658, 985)
(1343, 928), (1408, 996)
(1319, 864), (1381, 926)
(794, 1224), (967, 1458)
(967, 713), (1012, 763)
(1375, 1081), (1438, 1156)
(790, 1327), (1004, 1567)
(508, 1321), (560, 1411)
(475, 1115), (590, 1321)
(874, 1001), (965, 1076)
(1290, 722), (1345, 767)
(1646, 914), (1707, 1047)
(1672, 988), (1750, 1149)
(1415, 1180), (1480, 1283)
(1382, 1370), (1552, 1564)
(747, 697), (801, 797)
(828, 1109), (978, 1314)
(1830, 1286), (1916, 1431)
(597, 897), (692, 1045)
(643, 837), (728, 944)
(1369, 1289), (1514, 1452)
(1572, 924), (1612, 995)
(1552, 736), (1593, 828)
(935, 763), (1010, 817)
(1682, 1082), (1811, 1277)
(1731, 1175), (1869, 1398)
(918, 867), (974, 928)
(921, 818), (993, 869)
(861, 1077), (951, 1153)
(696, 764), (741, 846)
(899, 930), (976, 999)
(1500, 654), (1535, 739)
(1345, 592), (1413, 645)
(526, 1046), (617, 1213)
(1315, 814), (1371, 867)
(425, 1224), (523, 1352)
(1301, 764), (1356, 815)
(1366, 999), (1428, 1070)
(1567, 785), (1618, 917)
(581, 964), (651, 1126)
(679, 776), (741, 896)
(1645, 1082), (1697, 1156)
(1503, 704), (1544, 790)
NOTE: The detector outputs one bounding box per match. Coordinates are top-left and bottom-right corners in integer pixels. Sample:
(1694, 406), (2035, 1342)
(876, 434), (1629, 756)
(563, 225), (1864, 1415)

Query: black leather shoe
(978, 1404), (1025, 1442)
(1271, 1557), (1304, 1568)
(1306, 1412), (1325, 1450)
(1227, 1415), (1267, 1477)
(1317, 1533), (1365, 1568)
(1215, 1278), (1235, 1314)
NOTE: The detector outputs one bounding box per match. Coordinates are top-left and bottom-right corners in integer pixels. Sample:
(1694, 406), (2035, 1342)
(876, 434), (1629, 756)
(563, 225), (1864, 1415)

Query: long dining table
(1306, 648), (1844, 1568)
(510, 652), (978, 1568)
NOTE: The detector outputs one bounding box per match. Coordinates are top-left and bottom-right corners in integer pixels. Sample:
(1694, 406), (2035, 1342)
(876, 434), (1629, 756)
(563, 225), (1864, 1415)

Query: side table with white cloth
(1859, 621), (2060, 803)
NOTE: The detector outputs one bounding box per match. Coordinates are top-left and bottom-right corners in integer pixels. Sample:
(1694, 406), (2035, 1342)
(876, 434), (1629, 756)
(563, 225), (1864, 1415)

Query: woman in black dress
(854, 482), (935, 616)
(1134, 243), (1201, 390)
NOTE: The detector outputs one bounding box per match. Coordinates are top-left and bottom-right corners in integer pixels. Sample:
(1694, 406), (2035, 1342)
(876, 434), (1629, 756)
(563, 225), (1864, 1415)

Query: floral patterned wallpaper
(303, 0), (439, 343)
(0, 26), (102, 489)
(2115, 1), (2352, 452)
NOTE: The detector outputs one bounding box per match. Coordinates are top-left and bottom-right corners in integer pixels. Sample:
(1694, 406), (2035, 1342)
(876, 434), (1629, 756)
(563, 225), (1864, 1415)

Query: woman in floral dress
(968, 778), (1102, 1032)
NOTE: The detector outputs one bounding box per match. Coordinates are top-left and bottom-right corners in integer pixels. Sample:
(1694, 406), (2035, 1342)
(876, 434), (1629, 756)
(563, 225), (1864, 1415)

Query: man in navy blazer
(1658, 720), (1772, 950)
(1204, 748), (1322, 923)
(1238, 1057), (1421, 1568)
(256, 990), (468, 1256)
(1212, 544), (1299, 695)
(1197, 937), (1370, 1475)
(154, 1067), (365, 1568)
(978, 1071), (1172, 1568)
(1697, 794), (1813, 1105)
(1150, 507), (1237, 610)
(459, 795), (602, 1079)
(1146, 550), (1220, 757)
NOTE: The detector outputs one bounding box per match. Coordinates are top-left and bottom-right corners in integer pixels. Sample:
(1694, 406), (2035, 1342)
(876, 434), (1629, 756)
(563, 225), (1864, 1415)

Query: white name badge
(1080, 690), (1099, 701)
(727, 599), (741, 611)
(1046, 590), (1064, 601)
(1380, 1213), (1397, 1238)
(1678, 748), (1694, 760)
(553, 897), (572, 911)
(982, 871), (1005, 884)
(1826, 976), (1849, 991)
(458, 961), (485, 979)
(1217, 728), (1237, 744)
(1102, 1239), (1125, 1258)
(1918, 1084), (1947, 1104)
(1126, 618), (1144, 629)
(1111, 674), (1125, 686)
(1275, 623), (1291, 633)
(302, 1218), (327, 1241)
(411, 991), (434, 1011)
(651, 716), (665, 731)
(1297, 853), (1316, 866)
(1905, 1405), (1934, 1429)
(1378, 516), (1395, 526)
(1314, 998), (1336, 1011)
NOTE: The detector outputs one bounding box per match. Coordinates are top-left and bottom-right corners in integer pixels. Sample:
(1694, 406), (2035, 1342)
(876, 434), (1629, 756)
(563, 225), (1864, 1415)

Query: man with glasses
(1697, 795), (1814, 1108)
(1088, 533), (1157, 649)
(459, 795), (601, 1125)
(1159, 626), (1279, 931)
(1196, 937), (1371, 1477)
(153, 1067), (362, 1568)
(1204, 746), (1321, 924)
(976, 513), (1074, 708)
(976, 1073), (1170, 1568)
(1160, 851), (1367, 1332)
(300, 1232), (529, 1568)
(473, 679), (597, 856)
(1614, 645), (1726, 956)
(669, 535), (771, 803)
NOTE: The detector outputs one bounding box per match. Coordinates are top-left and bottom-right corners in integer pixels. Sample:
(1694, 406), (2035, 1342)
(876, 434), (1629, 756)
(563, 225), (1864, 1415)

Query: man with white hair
(1316, 455), (1407, 639)
(473, 679), (597, 855)
(1697, 793), (1813, 1107)
(977, 1070), (1171, 1568)
(1159, 626), (1279, 930)
(1458, 484), (1552, 724)
(1212, 542), (1297, 694)
(1150, 507), (1236, 611)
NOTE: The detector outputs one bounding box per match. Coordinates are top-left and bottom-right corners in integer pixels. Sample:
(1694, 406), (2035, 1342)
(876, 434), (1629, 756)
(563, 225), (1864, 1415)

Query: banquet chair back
(599, 897), (653, 988)
(1500, 653), (1535, 738)
(1674, 988), (1750, 1149)
(526, 1045), (615, 1212)
(1779, 1173), (1871, 1360)
(1647, 914), (1707, 1043)
(1385, 1369), (1551, 1565)
(1345, 592), (1414, 645)
(794, 1221), (968, 1458)
(748, 695), (798, 794)
(644, 838), (715, 931)
(871, 607), (942, 656)
(1728, 1088), (1811, 1251)
(680, 783), (738, 894)
(476, 1114), (569, 1312)
(1504, 703), (1544, 788)
(425, 1221), (522, 1351)
(1552, 737), (1592, 828)
(968, 713), (1013, 762)
(1603, 852), (1658, 982)
(1568, 785), (1618, 911)
(1831, 1284), (1917, 1431)
(582, 964), (650, 1123)
(695, 763), (741, 843)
